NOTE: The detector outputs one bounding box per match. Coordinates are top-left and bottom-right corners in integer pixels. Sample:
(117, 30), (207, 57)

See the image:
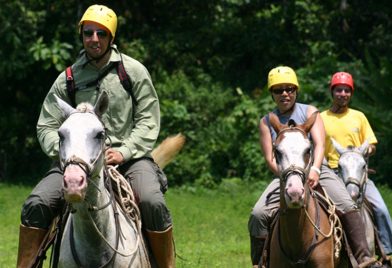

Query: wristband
(310, 166), (321, 175)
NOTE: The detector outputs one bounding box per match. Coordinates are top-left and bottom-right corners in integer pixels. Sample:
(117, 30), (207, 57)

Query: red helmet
(330, 72), (354, 92)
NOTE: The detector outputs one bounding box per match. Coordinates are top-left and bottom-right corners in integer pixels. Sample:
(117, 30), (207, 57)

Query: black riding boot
(340, 210), (382, 268)
(250, 236), (266, 267)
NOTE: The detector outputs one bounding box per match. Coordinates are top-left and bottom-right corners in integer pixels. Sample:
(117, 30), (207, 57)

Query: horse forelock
(347, 145), (355, 150)
(76, 102), (95, 113)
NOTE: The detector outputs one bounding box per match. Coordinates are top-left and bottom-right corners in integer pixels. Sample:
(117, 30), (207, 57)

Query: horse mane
(76, 102), (94, 113)
(288, 119), (297, 127)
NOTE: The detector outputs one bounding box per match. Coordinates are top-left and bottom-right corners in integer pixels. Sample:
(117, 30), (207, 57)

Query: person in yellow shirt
(321, 71), (392, 264)
(248, 67), (381, 268)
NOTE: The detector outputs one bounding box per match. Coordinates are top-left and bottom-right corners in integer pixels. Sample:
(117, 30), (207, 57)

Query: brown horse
(267, 112), (344, 268)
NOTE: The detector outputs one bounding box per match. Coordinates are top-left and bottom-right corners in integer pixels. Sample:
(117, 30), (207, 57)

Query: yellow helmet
(79, 5), (117, 39)
(267, 66), (299, 90)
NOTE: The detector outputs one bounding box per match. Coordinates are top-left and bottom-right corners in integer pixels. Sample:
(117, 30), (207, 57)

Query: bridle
(59, 112), (129, 267)
(273, 125), (313, 184)
(338, 150), (368, 205)
(273, 124), (333, 265)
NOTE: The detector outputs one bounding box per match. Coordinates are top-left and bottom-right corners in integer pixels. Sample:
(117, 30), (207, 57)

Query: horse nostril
(78, 177), (85, 187)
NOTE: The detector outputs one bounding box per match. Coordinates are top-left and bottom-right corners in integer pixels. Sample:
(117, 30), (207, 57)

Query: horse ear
(359, 139), (369, 156)
(301, 111), (318, 133)
(55, 94), (75, 118)
(269, 112), (284, 133)
(331, 138), (346, 155)
(94, 91), (109, 117)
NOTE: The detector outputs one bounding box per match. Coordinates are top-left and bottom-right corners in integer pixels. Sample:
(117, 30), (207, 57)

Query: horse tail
(152, 133), (186, 169)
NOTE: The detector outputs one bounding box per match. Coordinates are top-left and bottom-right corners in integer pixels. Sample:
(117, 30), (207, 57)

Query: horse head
(269, 112), (317, 208)
(56, 92), (109, 203)
(331, 138), (369, 202)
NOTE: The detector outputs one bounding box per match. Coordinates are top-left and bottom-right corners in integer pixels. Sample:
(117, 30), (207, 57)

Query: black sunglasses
(82, 29), (108, 38)
(271, 86), (297, 95)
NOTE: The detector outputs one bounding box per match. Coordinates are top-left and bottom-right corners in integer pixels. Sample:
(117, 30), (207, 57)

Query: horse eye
(95, 131), (105, 140)
(275, 149), (282, 161)
(58, 131), (65, 142)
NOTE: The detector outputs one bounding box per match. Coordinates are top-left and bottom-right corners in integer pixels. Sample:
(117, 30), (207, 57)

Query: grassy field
(1, 180), (391, 268)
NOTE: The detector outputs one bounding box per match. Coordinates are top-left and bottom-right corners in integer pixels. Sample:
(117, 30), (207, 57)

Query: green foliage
(2, 1), (392, 186)
(30, 38), (73, 71)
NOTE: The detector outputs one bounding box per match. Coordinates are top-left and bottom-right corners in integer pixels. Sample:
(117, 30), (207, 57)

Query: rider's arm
(259, 116), (279, 176)
(37, 73), (69, 159)
(308, 106), (325, 188)
(114, 55), (160, 162)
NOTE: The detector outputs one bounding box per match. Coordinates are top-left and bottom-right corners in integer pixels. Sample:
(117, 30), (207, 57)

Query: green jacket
(37, 45), (160, 162)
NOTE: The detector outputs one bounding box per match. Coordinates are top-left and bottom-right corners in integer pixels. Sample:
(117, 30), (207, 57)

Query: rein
(273, 123), (342, 265)
(274, 126), (313, 183)
(278, 186), (342, 265)
(67, 167), (144, 267)
(278, 185), (320, 265)
(339, 150), (368, 205)
(60, 110), (146, 267)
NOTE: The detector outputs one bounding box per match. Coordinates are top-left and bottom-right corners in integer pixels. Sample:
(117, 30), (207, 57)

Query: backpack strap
(64, 55), (137, 109)
(116, 55), (138, 107)
(65, 66), (76, 108)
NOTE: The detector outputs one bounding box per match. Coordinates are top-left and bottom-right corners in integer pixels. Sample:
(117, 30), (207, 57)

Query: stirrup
(358, 257), (380, 268)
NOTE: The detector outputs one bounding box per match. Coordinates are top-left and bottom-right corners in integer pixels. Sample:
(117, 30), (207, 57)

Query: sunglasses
(271, 86), (297, 95)
(82, 29), (108, 38)
(334, 87), (352, 94)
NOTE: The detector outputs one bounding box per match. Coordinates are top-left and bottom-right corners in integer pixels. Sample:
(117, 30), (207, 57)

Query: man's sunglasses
(271, 86), (297, 95)
(82, 29), (108, 38)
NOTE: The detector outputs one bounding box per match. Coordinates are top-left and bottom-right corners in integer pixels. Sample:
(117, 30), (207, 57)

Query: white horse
(55, 92), (184, 267)
(331, 139), (376, 255)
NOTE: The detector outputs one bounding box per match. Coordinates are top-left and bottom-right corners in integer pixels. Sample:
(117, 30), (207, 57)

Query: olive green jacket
(37, 45), (160, 162)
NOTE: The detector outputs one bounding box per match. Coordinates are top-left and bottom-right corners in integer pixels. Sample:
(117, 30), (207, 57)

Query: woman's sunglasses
(271, 86), (297, 95)
(82, 29), (108, 38)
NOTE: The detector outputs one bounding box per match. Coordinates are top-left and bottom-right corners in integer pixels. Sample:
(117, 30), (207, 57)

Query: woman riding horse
(248, 66), (381, 268)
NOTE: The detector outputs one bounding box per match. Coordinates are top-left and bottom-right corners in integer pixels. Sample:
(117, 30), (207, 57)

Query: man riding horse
(17, 5), (175, 268)
(248, 66), (382, 268)
(321, 71), (392, 267)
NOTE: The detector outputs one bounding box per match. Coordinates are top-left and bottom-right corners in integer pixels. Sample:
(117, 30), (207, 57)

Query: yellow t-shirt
(320, 108), (377, 169)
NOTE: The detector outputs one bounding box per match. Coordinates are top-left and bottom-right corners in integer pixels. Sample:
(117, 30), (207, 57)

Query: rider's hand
(105, 148), (124, 165)
(308, 170), (320, 189)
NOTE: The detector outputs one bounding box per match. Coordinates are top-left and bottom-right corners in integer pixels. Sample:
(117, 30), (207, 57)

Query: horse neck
(279, 184), (314, 245)
(71, 168), (116, 238)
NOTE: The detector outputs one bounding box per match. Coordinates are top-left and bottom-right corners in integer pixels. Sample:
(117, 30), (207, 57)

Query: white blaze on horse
(267, 112), (343, 268)
(55, 92), (184, 267)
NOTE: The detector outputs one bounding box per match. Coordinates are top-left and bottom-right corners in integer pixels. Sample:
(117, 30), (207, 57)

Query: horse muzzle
(284, 175), (305, 208)
(63, 164), (88, 202)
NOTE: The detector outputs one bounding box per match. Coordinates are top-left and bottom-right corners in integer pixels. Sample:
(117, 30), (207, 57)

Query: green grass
(0, 183), (32, 267)
(1, 180), (391, 268)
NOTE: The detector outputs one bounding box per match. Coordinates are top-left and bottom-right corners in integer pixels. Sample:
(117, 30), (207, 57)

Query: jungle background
(1, 0), (392, 188)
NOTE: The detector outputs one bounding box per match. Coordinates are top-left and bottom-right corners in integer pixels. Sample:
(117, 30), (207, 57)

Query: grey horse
(331, 138), (375, 255)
